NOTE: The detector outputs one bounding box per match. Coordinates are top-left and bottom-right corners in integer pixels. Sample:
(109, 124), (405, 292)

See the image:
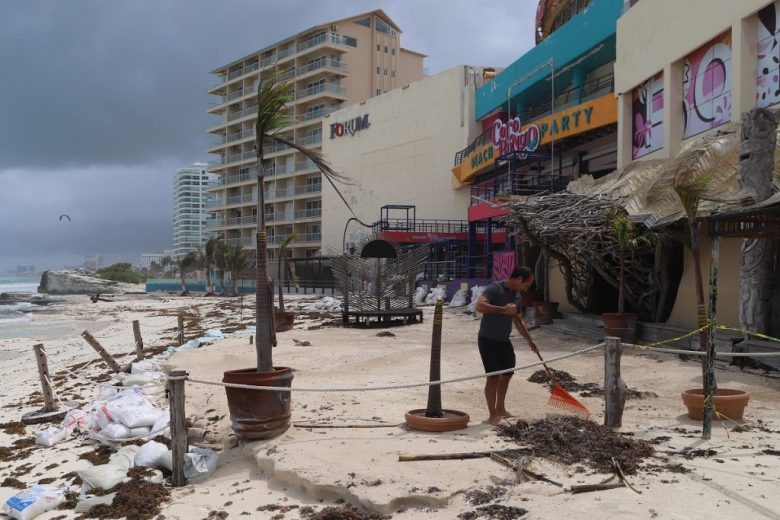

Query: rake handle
(528, 342), (560, 387)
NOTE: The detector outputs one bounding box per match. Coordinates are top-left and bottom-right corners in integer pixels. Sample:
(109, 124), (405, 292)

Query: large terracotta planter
(681, 388), (750, 421)
(533, 302), (559, 325)
(223, 367), (293, 440)
(602, 313), (638, 343)
(405, 409), (470, 432)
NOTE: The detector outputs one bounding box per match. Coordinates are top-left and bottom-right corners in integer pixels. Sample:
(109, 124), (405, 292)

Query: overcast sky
(0, 0), (537, 273)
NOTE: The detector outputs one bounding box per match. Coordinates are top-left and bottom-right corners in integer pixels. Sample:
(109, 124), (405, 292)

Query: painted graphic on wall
(757, 1), (780, 108)
(632, 73), (664, 159)
(682, 32), (732, 139)
(492, 251), (515, 282)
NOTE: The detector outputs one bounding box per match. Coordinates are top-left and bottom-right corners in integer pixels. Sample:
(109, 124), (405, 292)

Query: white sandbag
(62, 409), (90, 431)
(122, 374), (154, 387)
(98, 385), (119, 400)
(129, 426), (151, 438)
(113, 405), (163, 429)
(448, 288), (468, 308)
(35, 425), (71, 447)
(184, 446), (219, 484)
(2, 486), (65, 520)
(134, 440), (170, 469)
(413, 286), (427, 306)
(109, 445), (140, 470)
(151, 411), (170, 438)
(101, 423), (131, 440)
(74, 493), (116, 513)
(130, 360), (159, 375)
(467, 285), (486, 313)
(424, 287), (446, 305)
(143, 469), (164, 484)
(77, 464), (129, 492)
(157, 450), (173, 471)
(204, 329), (224, 338)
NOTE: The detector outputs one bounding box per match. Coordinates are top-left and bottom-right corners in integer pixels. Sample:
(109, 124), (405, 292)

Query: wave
(0, 281), (40, 294)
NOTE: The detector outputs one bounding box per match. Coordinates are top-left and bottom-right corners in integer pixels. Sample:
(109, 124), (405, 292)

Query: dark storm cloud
(0, 0), (535, 270)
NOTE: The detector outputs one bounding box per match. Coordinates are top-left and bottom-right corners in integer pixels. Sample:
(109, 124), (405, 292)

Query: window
(383, 68), (387, 76)
(375, 17), (392, 35)
(384, 46), (388, 53)
(377, 44), (380, 51)
(354, 17), (370, 28)
(344, 36), (357, 47)
(377, 67), (380, 74)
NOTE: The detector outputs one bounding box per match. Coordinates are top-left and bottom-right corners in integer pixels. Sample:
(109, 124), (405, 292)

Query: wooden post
(177, 315), (184, 346)
(169, 369), (188, 487)
(132, 320), (144, 361)
(703, 235), (720, 439)
(81, 330), (121, 372)
(33, 344), (57, 412)
(604, 336), (626, 428)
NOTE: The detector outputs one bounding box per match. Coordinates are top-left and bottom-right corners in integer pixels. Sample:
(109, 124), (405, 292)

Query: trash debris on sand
(527, 369), (658, 399)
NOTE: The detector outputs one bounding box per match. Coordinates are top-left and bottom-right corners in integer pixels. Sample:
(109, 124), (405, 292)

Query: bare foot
(485, 416), (504, 426)
(496, 410), (515, 418)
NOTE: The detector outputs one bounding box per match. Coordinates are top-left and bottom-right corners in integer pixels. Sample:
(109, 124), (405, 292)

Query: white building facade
(173, 163), (218, 259)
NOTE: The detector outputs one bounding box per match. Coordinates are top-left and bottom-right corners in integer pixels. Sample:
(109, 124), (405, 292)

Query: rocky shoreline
(37, 268), (144, 295)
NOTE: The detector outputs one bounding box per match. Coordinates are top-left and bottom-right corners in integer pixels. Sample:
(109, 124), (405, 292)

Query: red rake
(530, 346), (590, 419)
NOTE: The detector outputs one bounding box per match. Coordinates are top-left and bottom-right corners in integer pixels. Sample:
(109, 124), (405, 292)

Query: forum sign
(330, 114), (370, 139)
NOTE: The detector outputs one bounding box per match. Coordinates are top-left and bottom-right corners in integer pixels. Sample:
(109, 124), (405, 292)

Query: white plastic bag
(62, 409), (90, 431)
(75, 493), (116, 513)
(424, 287), (446, 305)
(113, 405), (163, 429)
(108, 445), (140, 470)
(134, 440), (170, 469)
(130, 360), (160, 375)
(468, 285), (486, 313)
(35, 425), (71, 447)
(2, 486), (65, 520)
(184, 446), (219, 484)
(413, 286), (427, 306)
(448, 288), (468, 308)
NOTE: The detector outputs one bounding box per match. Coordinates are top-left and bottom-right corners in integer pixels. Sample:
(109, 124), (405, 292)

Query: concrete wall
(615, 0), (770, 167)
(320, 66), (477, 252)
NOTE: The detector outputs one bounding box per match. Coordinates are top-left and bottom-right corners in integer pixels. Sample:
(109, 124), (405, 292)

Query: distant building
(173, 164), (218, 259)
(83, 255), (104, 271)
(206, 9), (425, 260)
(16, 265), (36, 274)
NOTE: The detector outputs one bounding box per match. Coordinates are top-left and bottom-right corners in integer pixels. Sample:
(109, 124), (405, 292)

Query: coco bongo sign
(492, 117), (540, 158)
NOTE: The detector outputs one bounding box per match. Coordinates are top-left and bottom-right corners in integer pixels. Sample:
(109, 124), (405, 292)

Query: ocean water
(0, 278), (40, 327)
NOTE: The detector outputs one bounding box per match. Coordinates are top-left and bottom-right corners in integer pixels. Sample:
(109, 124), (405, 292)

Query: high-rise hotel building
(173, 163), (218, 259)
(206, 10), (424, 259)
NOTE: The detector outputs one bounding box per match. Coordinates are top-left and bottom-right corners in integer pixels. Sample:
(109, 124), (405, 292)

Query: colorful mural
(492, 251), (515, 282)
(682, 32), (732, 139)
(632, 73), (664, 159)
(757, 0), (780, 108)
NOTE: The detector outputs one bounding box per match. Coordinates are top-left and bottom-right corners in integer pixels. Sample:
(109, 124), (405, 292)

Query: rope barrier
(622, 343), (780, 357)
(173, 343), (606, 393)
(716, 325), (780, 344)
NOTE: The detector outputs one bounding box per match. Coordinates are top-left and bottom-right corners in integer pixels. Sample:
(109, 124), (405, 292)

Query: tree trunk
(206, 267), (213, 295)
(617, 246), (625, 315)
(425, 300), (444, 418)
(689, 221), (708, 378)
(256, 159), (273, 373)
(737, 108), (779, 337)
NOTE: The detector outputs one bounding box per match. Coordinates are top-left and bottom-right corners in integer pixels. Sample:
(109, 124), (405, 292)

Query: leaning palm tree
(204, 237), (222, 296)
(253, 73), (353, 372)
(276, 233), (299, 312)
(176, 252), (199, 296)
(224, 244), (250, 296)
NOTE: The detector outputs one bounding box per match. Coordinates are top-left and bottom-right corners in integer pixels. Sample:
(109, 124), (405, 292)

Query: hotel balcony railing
(469, 163), (575, 204)
(259, 55), (277, 68)
(295, 160), (316, 171)
(225, 128), (254, 145)
(207, 158), (225, 167)
(205, 220), (224, 230)
(206, 199), (225, 208)
(226, 215), (258, 226)
(296, 134), (322, 147)
(266, 187), (295, 199)
(277, 46), (296, 60)
(453, 71), (616, 166)
(225, 237), (255, 247)
(268, 211), (293, 222)
(226, 194), (254, 205)
(297, 33), (351, 52)
(298, 233), (321, 243)
(296, 82), (345, 100)
(295, 208), (322, 219)
(300, 107), (337, 122)
(227, 61), (259, 81)
(219, 170), (255, 186)
(268, 234), (290, 245)
(227, 106), (256, 122)
(295, 183), (322, 195)
(226, 150), (256, 164)
(297, 58), (347, 77)
(263, 142), (291, 155)
(278, 68), (296, 82)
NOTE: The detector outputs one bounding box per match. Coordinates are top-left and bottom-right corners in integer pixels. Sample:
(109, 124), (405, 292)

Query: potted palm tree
(222, 73), (353, 440)
(602, 211), (640, 343)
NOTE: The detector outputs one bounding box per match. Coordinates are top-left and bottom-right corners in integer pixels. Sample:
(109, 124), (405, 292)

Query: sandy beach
(1, 292), (780, 520)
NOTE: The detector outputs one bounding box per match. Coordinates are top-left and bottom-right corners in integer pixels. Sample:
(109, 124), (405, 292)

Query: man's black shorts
(477, 336), (516, 374)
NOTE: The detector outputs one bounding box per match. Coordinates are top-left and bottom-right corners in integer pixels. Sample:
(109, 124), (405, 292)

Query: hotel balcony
(297, 233), (322, 243)
(296, 134), (322, 147)
(295, 183), (322, 196)
(295, 59), (348, 82)
(225, 237), (255, 247)
(296, 33), (352, 58)
(295, 208), (322, 220)
(295, 82), (346, 103)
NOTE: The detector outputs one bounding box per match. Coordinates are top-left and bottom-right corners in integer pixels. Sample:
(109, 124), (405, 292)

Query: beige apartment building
(206, 10), (424, 259)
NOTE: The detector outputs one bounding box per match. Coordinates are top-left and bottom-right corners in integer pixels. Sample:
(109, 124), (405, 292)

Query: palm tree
(176, 252), (199, 296)
(253, 73), (353, 372)
(214, 240), (228, 296)
(204, 237), (222, 296)
(161, 256), (174, 277)
(224, 244), (250, 296)
(276, 233), (299, 312)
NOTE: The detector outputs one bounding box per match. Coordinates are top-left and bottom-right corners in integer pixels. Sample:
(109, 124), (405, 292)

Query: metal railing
(296, 134), (322, 146)
(219, 170), (255, 186)
(259, 55), (277, 68)
(300, 107), (337, 122)
(296, 82), (345, 99)
(298, 233), (321, 243)
(469, 163), (576, 204)
(227, 106), (256, 121)
(277, 46), (295, 60)
(295, 208), (322, 219)
(295, 160), (316, 171)
(263, 142), (291, 155)
(226, 215), (257, 226)
(266, 187), (295, 199)
(295, 183), (322, 195)
(297, 58), (347, 77)
(297, 32), (351, 52)
(205, 199), (225, 208)
(227, 61), (259, 81)
(226, 193), (254, 205)
(376, 219), (470, 234)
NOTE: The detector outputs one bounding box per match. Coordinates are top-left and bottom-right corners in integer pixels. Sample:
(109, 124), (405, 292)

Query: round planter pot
(533, 302), (559, 325)
(681, 388), (750, 421)
(602, 313), (638, 343)
(275, 310), (295, 333)
(405, 409), (470, 432)
(223, 367), (293, 440)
